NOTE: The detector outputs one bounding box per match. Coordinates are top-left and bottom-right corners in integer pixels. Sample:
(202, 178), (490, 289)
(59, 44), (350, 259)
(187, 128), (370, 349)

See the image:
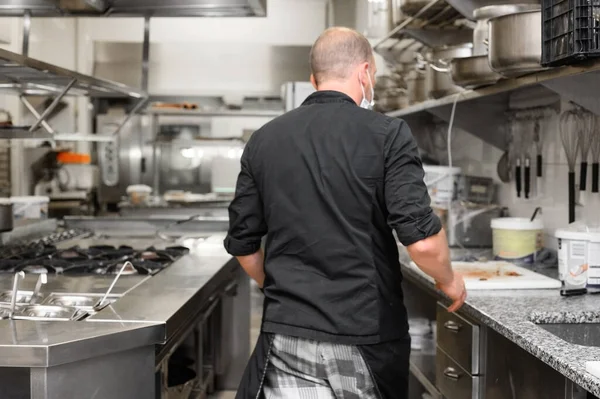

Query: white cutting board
(586, 362), (600, 379)
(408, 261), (562, 290)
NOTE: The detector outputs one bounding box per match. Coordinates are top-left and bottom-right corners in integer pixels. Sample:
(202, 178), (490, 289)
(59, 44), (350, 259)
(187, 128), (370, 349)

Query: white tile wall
(448, 105), (600, 247)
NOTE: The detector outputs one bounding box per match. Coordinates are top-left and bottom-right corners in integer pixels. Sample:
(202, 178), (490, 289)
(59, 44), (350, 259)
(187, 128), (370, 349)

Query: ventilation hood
(0, 0), (267, 17)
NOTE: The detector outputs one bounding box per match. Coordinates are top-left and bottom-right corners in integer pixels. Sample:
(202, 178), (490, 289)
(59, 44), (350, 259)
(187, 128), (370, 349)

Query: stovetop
(0, 244), (190, 276)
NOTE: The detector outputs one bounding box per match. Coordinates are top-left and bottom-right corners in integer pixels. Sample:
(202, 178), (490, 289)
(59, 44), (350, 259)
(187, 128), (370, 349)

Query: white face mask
(359, 68), (375, 110)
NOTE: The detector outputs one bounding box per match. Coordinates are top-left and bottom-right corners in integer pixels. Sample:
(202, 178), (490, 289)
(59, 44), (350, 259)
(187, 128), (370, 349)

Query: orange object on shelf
(57, 152), (91, 164)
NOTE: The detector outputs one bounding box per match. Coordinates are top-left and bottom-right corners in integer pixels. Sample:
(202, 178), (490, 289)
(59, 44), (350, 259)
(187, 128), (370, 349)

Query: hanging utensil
(522, 121), (533, 199)
(510, 118), (522, 198)
(497, 122), (513, 183)
(577, 108), (593, 194)
(530, 206), (542, 222)
(516, 157), (522, 198)
(533, 118), (544, 194)
(524, 157), (531, 199)
(497, 151), (511, 183)
(591, 115), (600, 193)
(560, 109), (581, 223)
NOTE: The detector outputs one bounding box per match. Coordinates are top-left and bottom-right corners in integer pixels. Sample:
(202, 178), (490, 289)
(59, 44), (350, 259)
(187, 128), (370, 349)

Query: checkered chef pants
(262, 334), (379, 399)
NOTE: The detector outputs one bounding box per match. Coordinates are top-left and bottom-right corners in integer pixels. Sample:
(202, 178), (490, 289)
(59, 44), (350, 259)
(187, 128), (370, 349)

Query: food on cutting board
(461, 268), (522, 281)
(408, 260), (561, 290)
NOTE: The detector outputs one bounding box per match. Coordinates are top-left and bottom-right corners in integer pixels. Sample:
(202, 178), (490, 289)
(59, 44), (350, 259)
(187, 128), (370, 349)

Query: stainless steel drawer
(436, 302), (481, 374)
(436, 347), (480, 399)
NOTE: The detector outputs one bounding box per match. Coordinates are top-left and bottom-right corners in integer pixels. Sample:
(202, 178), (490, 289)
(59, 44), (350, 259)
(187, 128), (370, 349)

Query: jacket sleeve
(224, 144), (267, 256)
(384, 119), (442, 246)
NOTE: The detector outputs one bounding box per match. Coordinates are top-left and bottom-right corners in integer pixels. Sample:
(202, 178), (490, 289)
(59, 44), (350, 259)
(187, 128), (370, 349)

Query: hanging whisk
(560, 109), (582, 223)
(578, 108), (594, 193)
(591, 115), (600, 193)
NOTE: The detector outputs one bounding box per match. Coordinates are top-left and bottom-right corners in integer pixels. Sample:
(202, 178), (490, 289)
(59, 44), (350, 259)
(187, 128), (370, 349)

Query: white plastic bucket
(126, 185), (152, 205)
(423, 165), (461, 208)
(555, 228), (589, 285)
(585, 231), (600, 287)
(491, 217), (544, 263)
(10, 196), (49, 220)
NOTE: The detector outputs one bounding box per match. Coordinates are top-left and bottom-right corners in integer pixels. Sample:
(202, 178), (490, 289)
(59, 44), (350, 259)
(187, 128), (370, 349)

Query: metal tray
(41, 293), (119, 310)
(15, 305), (80, 321)
(0, 290), (36, 304)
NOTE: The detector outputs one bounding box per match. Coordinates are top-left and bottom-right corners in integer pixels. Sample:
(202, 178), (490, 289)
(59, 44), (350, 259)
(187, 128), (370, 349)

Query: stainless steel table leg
(216, 267), (250, 390)
(195, 324), (204, 395)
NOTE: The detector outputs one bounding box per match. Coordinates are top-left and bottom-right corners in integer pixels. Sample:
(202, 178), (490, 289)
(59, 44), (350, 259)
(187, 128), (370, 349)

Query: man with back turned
(225, 27), (466, 399)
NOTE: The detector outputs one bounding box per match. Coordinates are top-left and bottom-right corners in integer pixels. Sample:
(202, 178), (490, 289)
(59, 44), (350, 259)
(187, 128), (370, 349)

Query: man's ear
(310, 74), (318, 90)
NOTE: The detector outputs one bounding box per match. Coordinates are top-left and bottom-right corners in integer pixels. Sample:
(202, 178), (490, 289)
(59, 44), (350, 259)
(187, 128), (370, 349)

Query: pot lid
(473, 3), (541, 20)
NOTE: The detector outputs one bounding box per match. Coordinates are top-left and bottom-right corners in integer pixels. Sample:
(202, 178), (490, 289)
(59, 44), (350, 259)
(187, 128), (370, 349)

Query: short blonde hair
(309, 27), (373, 85)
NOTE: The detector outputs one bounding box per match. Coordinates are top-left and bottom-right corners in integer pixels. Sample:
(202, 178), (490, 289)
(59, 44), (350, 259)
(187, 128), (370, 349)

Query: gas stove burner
(0, 259), (23, 273)
(88, 245), (135, 260)
(16, 259), (69, 274)
(137, 246), (190, 262)
(140, 251), (160, 260)
(55, 247), (90, 261)
(165, 246), (190, 257)
(61, 261), (108, 275)
(4, 244), (57, 260)
(22, 265), (51, 274)
(105, 261), (148, 275)
(0, 243), (188, 275)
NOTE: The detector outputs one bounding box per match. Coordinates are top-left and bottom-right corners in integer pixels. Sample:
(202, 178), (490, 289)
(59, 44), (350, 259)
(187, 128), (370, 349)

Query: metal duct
(0, 0), (267, 17)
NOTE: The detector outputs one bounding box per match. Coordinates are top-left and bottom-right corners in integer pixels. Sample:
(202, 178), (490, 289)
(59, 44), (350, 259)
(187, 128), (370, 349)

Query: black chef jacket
(225, 90), (441, 345)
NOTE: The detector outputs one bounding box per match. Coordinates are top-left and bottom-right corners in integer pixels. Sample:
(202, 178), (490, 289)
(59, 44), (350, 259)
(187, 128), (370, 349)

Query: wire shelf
(374, 0), (471, 67)
(0, 48), (145, 98)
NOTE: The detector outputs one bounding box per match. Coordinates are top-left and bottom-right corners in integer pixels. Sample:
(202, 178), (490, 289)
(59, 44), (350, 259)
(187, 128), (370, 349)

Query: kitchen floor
(210, 282), (263, 398)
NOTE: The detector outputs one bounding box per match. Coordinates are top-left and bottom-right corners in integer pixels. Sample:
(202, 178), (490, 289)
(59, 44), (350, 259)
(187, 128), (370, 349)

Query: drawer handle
(443, 366), (462, 381)
(444, 320), (462, 332)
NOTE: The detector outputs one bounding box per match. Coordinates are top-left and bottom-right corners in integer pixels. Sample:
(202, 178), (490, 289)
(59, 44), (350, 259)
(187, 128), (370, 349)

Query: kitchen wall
(92, 42), (312, 98)
(444, 101), (597, 245)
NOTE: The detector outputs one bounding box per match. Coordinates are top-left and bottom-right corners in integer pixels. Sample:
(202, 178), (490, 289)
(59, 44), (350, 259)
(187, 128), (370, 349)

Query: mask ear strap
(359, 71), (367, 99)
(365, 67), (374, 104)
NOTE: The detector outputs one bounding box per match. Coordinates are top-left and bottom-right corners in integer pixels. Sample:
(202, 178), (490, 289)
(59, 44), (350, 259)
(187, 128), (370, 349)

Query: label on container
(588, 241), (600, 287)
(559, 239), (588, 289)
(13, 201), (47, 220)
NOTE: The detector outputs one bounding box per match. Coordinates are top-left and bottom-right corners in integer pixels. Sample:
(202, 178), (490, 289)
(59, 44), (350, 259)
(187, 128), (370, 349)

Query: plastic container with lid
(555, 228), (589, 287)
(491, 217), (544, 264)
(126, 185), (152, 205)
(423, 165), (462, 209)
(10, 196), (49, 220)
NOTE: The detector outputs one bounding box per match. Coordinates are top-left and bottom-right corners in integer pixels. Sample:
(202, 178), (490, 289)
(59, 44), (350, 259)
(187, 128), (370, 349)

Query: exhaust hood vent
(0, 0), (267, 17)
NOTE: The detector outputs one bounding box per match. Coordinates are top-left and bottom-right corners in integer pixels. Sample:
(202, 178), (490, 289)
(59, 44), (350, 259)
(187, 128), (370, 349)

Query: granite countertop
(401, 253), (600, 396)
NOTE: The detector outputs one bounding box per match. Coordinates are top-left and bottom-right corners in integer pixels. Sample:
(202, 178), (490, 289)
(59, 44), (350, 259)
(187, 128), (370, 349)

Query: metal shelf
(410, 351), (442, 399)
(0, 0), (267, 17)
(0, 129), (117, 142)
(374, 0), (471, 65)
(385, 58), (600, 150)
(148, 108), (283, 118)
(0, 48), (145, 98)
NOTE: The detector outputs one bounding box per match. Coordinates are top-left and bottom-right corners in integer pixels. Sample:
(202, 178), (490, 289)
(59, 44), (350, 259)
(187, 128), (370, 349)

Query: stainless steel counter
(0, 320), (162, 367)
(0, 219), (58, 245)
(0, 219), (247, 399)
(64, 216), (229, 237)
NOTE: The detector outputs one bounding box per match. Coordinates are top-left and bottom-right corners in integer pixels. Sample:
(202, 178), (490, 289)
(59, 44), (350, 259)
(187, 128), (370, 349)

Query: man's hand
(236, 249), (265, 288)
(436, 273), (467, 312)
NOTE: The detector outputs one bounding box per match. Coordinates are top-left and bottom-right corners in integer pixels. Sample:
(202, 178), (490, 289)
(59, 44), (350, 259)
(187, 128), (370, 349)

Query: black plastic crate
(542, 0), (600, 66)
